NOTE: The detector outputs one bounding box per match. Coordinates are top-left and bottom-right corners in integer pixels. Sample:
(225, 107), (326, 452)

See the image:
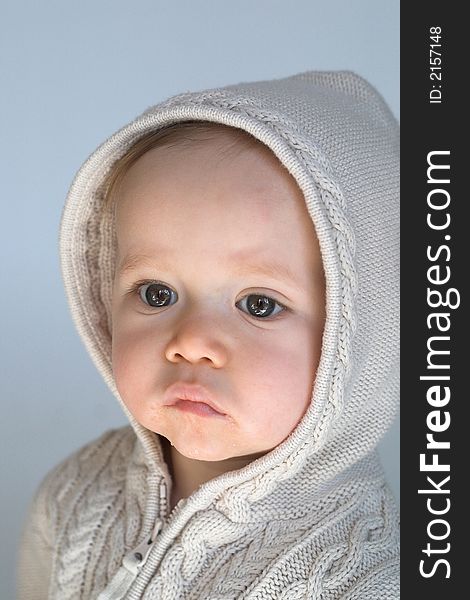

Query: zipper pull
(121, 478), (171, 576)
(122, 518), (163, 576)
(160, 478), (169, 521)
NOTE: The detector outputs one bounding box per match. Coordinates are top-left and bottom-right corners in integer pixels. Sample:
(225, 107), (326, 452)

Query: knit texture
(17, 70), (399, 599)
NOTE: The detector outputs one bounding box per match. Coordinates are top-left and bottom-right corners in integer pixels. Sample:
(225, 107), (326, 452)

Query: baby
(108, 122), (326, 511)
(17, 71), (400, 600)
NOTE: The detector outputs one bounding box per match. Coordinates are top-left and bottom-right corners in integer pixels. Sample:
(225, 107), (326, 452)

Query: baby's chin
(155, 423), (260, 463)
(163, 429), (244, 462)
(130, 407), (269, 463)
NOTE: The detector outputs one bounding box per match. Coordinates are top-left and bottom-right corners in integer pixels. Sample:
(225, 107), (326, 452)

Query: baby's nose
(164, 316), (228, 367)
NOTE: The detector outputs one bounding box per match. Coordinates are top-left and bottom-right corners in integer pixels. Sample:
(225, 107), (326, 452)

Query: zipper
(96, 513), (164, 600)
(98, 479), (188, 599)
(122, 479), (169, 576)
(122, 517), (164, 576)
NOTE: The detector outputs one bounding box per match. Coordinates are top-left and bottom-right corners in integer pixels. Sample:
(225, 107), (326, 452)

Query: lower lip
(173, 399), (226, 418)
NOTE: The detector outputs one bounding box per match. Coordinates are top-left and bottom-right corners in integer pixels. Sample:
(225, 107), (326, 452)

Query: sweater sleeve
(336, 555), (400, 600)
(16, 473), (55, 600)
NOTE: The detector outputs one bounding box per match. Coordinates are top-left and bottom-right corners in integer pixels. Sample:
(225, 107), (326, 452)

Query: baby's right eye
(136, 281), (178, 308)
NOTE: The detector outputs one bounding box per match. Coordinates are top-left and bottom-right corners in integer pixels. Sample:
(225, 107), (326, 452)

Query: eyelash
(124, 279), (288, 320)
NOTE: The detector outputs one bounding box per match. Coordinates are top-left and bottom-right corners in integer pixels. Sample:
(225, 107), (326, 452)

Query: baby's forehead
(116, 166), (311, 242)
(107, 122), (305, 225)
(112, 125), (320, 273)
(114, 154), (321, 290)
(116, 134), (304, 212)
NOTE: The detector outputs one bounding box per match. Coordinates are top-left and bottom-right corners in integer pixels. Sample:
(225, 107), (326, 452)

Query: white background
(0, 2), (399, 597)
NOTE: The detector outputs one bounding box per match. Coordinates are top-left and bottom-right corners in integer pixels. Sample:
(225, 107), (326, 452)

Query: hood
(59, 70), (399, 519)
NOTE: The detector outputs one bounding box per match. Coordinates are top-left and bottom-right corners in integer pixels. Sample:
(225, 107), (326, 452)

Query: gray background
(1, 1), (399, 598)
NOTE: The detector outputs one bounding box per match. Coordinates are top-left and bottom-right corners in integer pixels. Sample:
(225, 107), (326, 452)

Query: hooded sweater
(17, 70), (400, 600)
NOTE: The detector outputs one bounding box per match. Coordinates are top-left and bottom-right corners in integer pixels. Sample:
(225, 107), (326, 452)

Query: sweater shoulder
(39, 425), (136, 491)
(32, 425), (137, 537)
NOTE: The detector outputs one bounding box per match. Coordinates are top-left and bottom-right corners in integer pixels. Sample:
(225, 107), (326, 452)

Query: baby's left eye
(236, 294), (286, 319)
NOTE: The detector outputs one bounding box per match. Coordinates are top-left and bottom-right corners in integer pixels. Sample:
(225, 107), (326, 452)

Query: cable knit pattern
(17, 70), (399, 599)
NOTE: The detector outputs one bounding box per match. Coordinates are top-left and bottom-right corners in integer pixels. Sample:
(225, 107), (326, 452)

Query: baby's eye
(137, 282), (178, 308)
(236, 294), (286, 319)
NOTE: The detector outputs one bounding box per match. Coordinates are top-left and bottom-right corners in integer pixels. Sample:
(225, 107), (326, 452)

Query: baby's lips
(163, 381), (227, 415)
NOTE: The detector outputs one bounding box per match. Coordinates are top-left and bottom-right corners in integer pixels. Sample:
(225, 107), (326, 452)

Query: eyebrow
(233, 261), (300, 285)
(117, 252), (300, 285)
(118, 253), (157, 276)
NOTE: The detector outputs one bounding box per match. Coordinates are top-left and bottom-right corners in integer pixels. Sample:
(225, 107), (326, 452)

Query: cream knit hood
(58, 70), (399, 598)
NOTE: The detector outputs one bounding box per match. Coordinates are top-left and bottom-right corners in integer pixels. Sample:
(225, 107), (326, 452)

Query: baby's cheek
(265, 350), (314, 432)
(269, 343), (306, 390)
(111, 336), (143, 401)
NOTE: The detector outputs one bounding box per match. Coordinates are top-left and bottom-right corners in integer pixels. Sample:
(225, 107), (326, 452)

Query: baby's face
(111, 133), (325, 461)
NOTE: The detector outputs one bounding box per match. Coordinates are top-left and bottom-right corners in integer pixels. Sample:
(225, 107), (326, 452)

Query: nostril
(165, 335), (227, 368)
